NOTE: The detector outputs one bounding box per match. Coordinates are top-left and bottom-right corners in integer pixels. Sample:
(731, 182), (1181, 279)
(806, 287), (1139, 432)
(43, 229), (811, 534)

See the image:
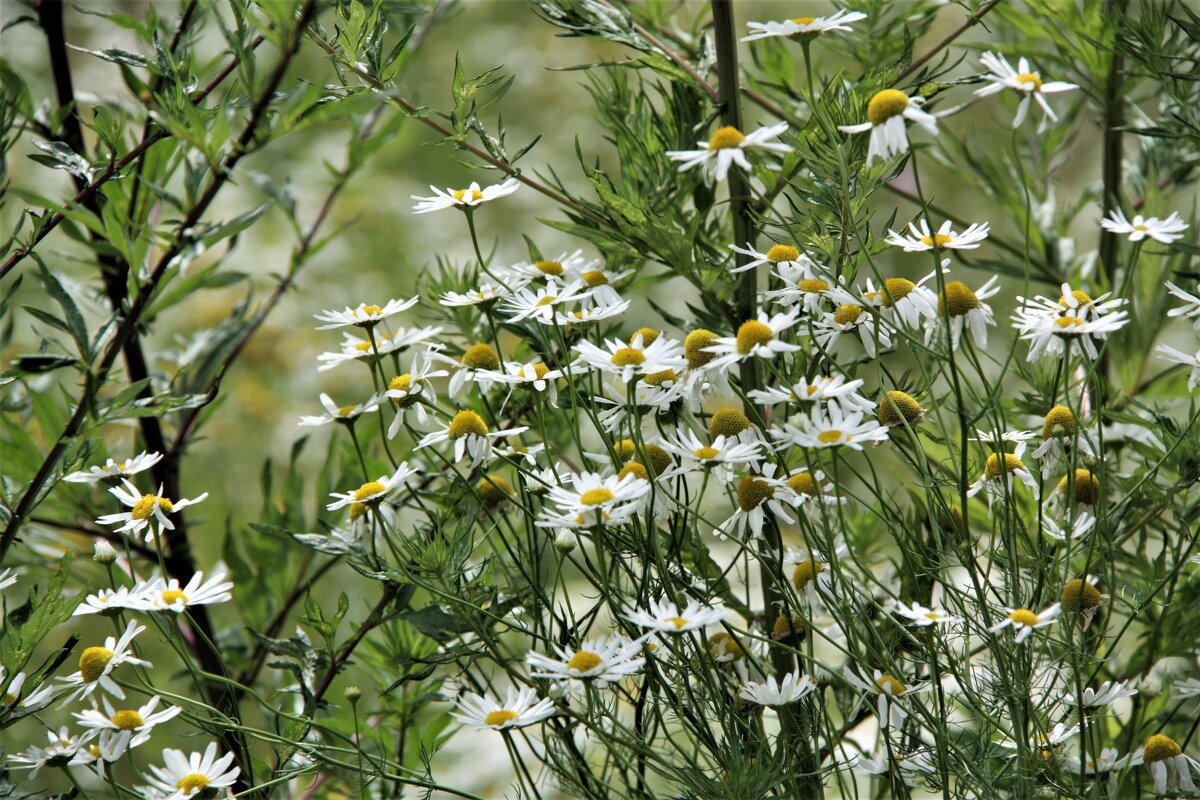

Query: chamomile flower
(742, 9), (868, 41)
(891, 601), (962, 627)
(537, 470), (650, 529)
(1165, 281), (1200, 330)
(9, 726), (89, 779)
(843, 666), (930, 730)
(439, 280), (524, 308)
(886, 220), (990, 252)
(96, 480), (208, 544)
(1134, 734), (1200, 795)
(297, 392), (385, 427)
(774, 402), (890, 450)
(813, 296), (893, 357)
(658, 430), (763, 481)
(739, 671), (817, 706)
(58, 620), (151, 703)
(717, 464), (800, 540)
(75, 696), (182, 752)
(316, 326), (443, 371)
(416, 411), (527, 468)
(73, 583), (156, 616)
(326, 463), (416, 511)
(501, 279), (591, 324)
(839, 89), (939, 165)
(452, 686), (555, 731)
(144, 571), (233, 612)
(930, 276), (1000, 350)
(966, 443), (1039, 505)
(1100, 209), (1189, 244)
(728, 242), (815, 274)
(526, 635), (645, 682)
(1156, 344), (1200, 391)
(143, 742), (241, 800)
(410, 178), (520, 214)
(975, 52), (1077, 130)
(64, 451), (163, 484)
(988, 603), (1061, 643)
(666, 121), (792, 184)
(385, 349), (449, 435)
(859, 273), (941, 329)
(703, 310), (802, 371)
(312, 297), (418, 329)
(624, 598), (731, 633)
(574, 332), (688, 384)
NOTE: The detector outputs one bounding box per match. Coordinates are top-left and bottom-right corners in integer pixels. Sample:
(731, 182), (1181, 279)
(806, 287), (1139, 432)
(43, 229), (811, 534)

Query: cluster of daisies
(5, 454), (239, 797)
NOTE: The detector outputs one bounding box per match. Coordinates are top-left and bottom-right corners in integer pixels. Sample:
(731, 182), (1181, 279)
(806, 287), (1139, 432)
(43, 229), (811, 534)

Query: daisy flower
(439, 280), (524, 308)
(58, 620), (151, 703)
(143, 742), (241, 799)
(717, 464), (800, 540)
(9, 726), (89, 779)
(410, 177), (520, 214)
(573, 332), (687, 384)
(501, 279), (591, 324)
(64, 451), (163, 484)
(813, 296), (893, 357)
(859, 272), (941, 329)
(451, 686), (555, 730)
(988, 603), (1061, 643)
(666, 121), (792, 184)
(416, 411), (527, 469)
(144, 570), (233, 612)
(966, 443), (1038, 505)
(843, 666), (929, 730)
(839, 89), (939, 165)
(385, 348), (449, 435)
(73, 583), (157, 616)
(728, 242), (815, 274)
(1100, 209), (1189, 244)
(742, 10), (868, 41)
(739, 671), (817, 706)
(703, 309), (802, 371)
(526, 635), (645, 682)
(930, 276), (1000, 350)
(316, 326), (443, 372)
(75, 696), (182, 753)
(891, 601), (962, 627)
(975, 52), (1077, 130)
(773, 402), (891, 450)
(885, 219), (990, 252)
(326, 463), (417, 511)
(1156, 344), (1200, 391)
(624, 597), (730, 633)
(537, 470), (650, 529)
(312, 297), (418, 330)
(1165, 281), (1200, 330)
(1134, 734), (1200, 795)
(96, 480), (208, 544)
(297, 392), (385, 427)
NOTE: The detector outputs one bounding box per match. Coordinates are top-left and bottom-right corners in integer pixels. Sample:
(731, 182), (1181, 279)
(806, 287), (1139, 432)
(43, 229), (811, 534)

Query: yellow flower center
(642, 369), (677, 386)
(1144, 734), (1183, 764)
(984, 453), (1027, 480)
(1009, 608), (1041, 626)
(110, 709), (145, 730)
(939, 281), (981, 316)
(448, 410), (489, 439)
(833, 304), (863, 325)
(792, 559), (824, 590)
(693, 446), (720, 460)
(1042, 405), (1076, 438)
(817, 430), (844, 444)
(737, 476), (775, 511)
(79, 646), (115, 683)
(535, 260), (563, 276)
(919, 233), (954, 248)
(798, 278), (829, 294)
(766, 244), (800, 263)
(451, 188), (484, 202)
(1016, 72), (1043, 91)
(787, 471), (817, 496)
(875, 675), (906, 695)
(359, 304), (382, 316)
(708, 126), (745, 150)
(161, 589), (188, 605)
(353, 481), (386, 501)
(580, 488), (615, 506)
(1057, 468), (1100, 504)
(611, 347), (647, 367)
(581, 269), (608, 286)
(461, 343), (500, 370)
(736, 319), (775, 354)
(710, 408), (751, 438)
(484, 709), (518, 727)
(176, 773), (211, 793)
(791, 16), (815, 24)
(567, 651), (604, 673)
(1061, 579), (1103, 613)
(630, 327), (659, 346)
(867, 89), (911, 125)
(132, 495), (174, 521)
(684, 329), (719, 369)
(666, 616), (689, 629)
(878, 390), (924, 426)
